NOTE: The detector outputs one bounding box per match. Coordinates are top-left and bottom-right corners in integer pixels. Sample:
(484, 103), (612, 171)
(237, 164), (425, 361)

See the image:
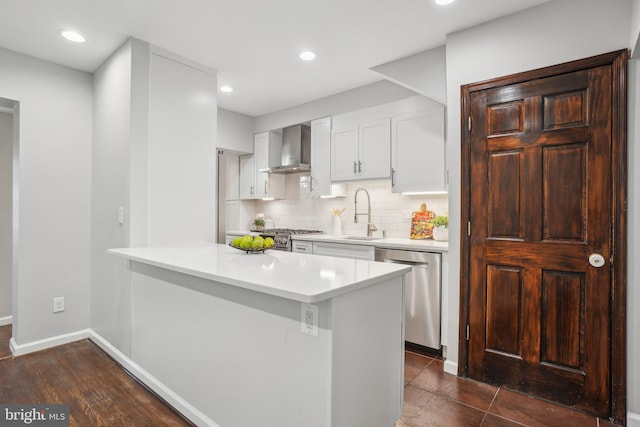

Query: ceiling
(0, 0), (548, 117)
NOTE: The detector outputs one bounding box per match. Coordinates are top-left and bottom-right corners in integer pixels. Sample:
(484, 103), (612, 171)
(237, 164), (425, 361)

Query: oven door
(261, 233), (290, 251)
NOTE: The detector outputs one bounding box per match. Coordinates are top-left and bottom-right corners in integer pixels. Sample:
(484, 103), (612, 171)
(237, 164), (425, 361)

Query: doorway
(460, 50), (627, 423)
(0, 97), (19, 357)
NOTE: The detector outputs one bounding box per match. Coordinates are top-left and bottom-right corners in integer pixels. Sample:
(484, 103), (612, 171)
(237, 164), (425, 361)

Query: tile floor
(398, 351), (620, 427)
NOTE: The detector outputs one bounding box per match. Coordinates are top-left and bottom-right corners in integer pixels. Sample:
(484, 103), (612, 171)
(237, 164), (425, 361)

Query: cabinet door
(331, 127), (358, 182)
(254, 132), (284, 199)
(311, 117), (331, 196)
(291, 240), (313, 254)
(239, 154), (255, 199)
(312, 242), (375, 261)
(358, 118), (391, 180)
(391, 108), (445, 194)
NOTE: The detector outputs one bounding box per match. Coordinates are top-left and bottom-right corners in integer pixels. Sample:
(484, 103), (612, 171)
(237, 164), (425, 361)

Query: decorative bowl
(228, 243), (272, 254)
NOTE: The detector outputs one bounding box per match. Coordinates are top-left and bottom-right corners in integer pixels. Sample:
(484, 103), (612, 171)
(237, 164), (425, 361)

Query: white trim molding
(628, 412), (640, 427)
(9, 329), (90, 356)
(88, 330), (217, 427)
(443, 359), (458, 376)
(0, 315), (12, 326)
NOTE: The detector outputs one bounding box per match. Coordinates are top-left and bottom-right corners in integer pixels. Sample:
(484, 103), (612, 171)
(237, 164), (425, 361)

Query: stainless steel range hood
(259, 124), (310, 174)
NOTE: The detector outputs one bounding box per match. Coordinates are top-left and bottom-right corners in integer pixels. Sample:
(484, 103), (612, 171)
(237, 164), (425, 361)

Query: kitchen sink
(343, 235), (383, 241)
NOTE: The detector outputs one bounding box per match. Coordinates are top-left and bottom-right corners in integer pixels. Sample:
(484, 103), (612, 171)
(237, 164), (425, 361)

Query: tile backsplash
(254, 174), (448, 238)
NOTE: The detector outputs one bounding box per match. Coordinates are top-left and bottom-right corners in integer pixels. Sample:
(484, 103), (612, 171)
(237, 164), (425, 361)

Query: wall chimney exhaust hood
(259, 124), (310, 174)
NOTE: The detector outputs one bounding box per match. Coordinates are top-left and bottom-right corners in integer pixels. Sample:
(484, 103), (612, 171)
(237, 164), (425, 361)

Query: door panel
(542, 143), (586, 241)
(467, 65), (612, 415)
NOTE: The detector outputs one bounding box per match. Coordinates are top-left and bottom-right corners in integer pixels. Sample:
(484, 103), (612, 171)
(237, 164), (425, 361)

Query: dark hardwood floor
(0, 324), (11, 360)
(0, 338), (192, 426)
(0, 332), (622, 426)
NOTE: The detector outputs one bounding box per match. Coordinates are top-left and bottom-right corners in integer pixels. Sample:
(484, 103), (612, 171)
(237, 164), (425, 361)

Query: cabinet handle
(391, 168), (396, 189)
(250, 186), (254, 195)
(358, 161), (362, 174)
(353, 161), (357, 174)
(309, 176), (314, 193)
(264, 180), (268, 194)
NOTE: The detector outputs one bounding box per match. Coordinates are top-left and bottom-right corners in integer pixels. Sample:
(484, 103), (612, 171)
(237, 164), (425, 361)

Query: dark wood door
(466, 64), (615, 415)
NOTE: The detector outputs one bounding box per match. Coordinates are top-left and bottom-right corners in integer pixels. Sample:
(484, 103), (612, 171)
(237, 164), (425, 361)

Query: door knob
(589, 253), (605, 268)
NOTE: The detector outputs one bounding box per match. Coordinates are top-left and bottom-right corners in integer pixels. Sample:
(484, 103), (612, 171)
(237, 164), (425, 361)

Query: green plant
(253, 218), (265, 227)
(430, 215), (448, 228)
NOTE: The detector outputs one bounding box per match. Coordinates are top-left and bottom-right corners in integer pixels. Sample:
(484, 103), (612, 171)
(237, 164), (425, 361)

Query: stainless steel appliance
(375, 248), (441, 350)
(252, 228), (322, 251)
(259, 124), (311, 174)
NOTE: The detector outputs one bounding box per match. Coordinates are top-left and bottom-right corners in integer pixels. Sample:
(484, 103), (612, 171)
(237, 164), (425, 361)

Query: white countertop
(108, 244), (410, 303)
(290, 234), (449, 253)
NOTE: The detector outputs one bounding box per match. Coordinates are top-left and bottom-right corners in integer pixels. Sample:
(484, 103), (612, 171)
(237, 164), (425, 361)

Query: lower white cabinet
(291, 240), (313, 254)
(312, 241), (375, 261)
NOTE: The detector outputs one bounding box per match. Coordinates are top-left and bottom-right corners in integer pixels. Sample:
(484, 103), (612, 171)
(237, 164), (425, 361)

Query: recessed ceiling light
(299, 51), (317, 61)
(434, 0), (455, 5)
(59, 30), (85, 43)
(220, 86), (234, 93)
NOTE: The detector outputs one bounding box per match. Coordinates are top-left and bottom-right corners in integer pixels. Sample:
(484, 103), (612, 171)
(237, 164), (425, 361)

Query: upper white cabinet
(391, 106), (446, 194)
(310, 117), (345, 197)
(239, 154), (255, 200)
(359, 118), (391, 180)
(331, 118), (390, 182)
(254, 131), (285, 199)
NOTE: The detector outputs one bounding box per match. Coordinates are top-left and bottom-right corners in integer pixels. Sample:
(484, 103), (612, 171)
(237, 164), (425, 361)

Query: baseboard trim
(0, 315), (12, 326)
(10, 329), (90, 356)
(443, 359), (458, 376)
(628, 412), (640, 427)
(88, 330), (217, 427)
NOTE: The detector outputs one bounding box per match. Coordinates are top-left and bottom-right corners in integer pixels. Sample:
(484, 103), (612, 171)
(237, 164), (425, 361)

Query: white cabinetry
(312, 241), (375, 261)
(254, 131), (285, 199)
(391, 106), (446, 194)
(331, 118), (391, 182)
(359, 118), (391, 180)
(239, 154), (255, 199)
(291, 240), (313, 254)
(310, 117), (345, 197)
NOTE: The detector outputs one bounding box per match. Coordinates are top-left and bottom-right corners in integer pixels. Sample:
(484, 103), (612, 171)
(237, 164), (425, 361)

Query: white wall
(0, 47), (92, 344)
(147, 52), (217, 246)
(0, 112), (12, 321)
(91, 40), (135, 355)
(627, 58), (640, 425)
(444, 0), (635, 415)
(254, 80), (416, 133)
(90, 39), (219, 353)
(217, 108), (254, 154)
(632, 0), (640, 57)
(370, 46), (447, 105)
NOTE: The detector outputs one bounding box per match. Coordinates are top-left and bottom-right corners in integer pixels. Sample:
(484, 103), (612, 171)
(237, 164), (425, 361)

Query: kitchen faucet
(354, 188), (377, 237)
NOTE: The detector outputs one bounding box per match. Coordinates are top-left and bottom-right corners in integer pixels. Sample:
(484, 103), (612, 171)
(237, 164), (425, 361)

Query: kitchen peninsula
(108, 244), (410, 427)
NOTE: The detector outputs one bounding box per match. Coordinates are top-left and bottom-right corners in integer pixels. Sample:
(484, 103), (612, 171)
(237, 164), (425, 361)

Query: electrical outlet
(301, 303), (319, 337)
(53, 297), (64, 313)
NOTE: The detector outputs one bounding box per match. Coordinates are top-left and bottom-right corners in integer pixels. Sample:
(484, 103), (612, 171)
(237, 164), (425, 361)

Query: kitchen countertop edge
(108, 245), (411, 304)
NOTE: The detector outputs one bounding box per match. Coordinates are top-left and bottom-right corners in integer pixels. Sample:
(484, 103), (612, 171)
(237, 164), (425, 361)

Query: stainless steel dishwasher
(375, 248), (441, 350)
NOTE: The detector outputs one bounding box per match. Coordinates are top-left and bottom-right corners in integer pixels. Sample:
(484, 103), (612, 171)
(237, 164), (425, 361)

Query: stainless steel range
(251, 228), (322, 251)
